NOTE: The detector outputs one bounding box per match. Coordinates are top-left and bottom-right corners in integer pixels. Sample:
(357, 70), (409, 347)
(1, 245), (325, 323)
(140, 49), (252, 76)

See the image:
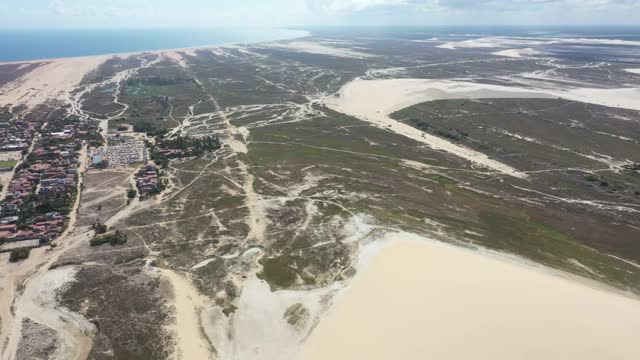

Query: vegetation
(90, 231), (128, 247)
(92, 222), (108, 234)
(9, 248), (30, 262)
(127, 189), (138, 200)
(133, 122), (169, 137)
(0, 160), (18, 169)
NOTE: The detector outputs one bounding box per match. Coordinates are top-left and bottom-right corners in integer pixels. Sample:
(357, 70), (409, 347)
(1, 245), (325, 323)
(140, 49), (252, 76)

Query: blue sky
(0, 0), (639, 28)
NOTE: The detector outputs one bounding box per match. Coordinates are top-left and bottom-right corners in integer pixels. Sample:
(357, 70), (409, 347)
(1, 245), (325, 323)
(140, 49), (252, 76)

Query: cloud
(309, 0), (410, 13)
(308, 0), (640, 13)
(48, 0), (152, 17)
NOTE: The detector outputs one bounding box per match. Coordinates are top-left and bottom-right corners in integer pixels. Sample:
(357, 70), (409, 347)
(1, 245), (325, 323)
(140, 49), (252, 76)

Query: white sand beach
(301, 236), (640, 360)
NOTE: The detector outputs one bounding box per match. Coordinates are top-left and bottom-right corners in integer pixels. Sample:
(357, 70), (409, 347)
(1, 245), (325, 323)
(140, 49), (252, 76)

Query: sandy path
(156, 268), (213, 360)
(301, 236), (640, 360)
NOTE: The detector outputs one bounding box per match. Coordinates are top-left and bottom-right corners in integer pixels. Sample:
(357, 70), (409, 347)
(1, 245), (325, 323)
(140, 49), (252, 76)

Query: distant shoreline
(0, 28), (311, 63)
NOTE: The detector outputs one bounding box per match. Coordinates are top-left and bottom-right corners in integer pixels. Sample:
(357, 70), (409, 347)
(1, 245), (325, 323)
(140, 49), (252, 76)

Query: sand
(437, 36), (640, 50)
(157, 268), (213, 360)
(264, 41), (373, 59)
(324, 78), (550, 178)
(0, 55), (110, 108)
(301, 236), (640, 360)
(492, 48), (541, 58)
(325, 77), (640, 178)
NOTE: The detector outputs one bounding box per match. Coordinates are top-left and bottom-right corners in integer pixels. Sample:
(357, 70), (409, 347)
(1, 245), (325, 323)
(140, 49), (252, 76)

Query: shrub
(127, 189), (138, 200)
(93, 222), (108, 234)
(90, 231), (128, 247)
(9, 248), (30, 262)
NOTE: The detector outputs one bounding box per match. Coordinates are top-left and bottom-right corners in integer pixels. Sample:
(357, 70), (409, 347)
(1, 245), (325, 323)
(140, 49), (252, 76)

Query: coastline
(0, 29), (311, 65)
(300, 234), (640, 360)
(0, 29), (310, 108)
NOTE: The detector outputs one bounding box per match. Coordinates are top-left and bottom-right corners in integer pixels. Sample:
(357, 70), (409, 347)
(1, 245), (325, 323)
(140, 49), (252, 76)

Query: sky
(0, 0), (639, 28)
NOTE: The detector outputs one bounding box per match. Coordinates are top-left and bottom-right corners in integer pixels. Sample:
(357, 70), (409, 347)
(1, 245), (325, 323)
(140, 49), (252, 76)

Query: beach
(301, 237), (640, 360)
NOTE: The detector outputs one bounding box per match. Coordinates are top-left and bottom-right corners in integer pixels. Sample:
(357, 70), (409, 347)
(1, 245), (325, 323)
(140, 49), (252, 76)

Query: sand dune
(301, 236), (640, 360)
(324, 78), (551, 178)
(264, 41), (373, 59)
(437, 36), (640, 50)
(324, 77), (640, 178)
(0, 55), (109, 108)
(492, 48), (541, 58)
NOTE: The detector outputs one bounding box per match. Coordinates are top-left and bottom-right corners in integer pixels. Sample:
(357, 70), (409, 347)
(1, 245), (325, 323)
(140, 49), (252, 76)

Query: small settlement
(0, 117), (98, 253)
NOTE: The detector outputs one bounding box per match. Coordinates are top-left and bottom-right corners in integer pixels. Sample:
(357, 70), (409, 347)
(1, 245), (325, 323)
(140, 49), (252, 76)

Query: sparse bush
(9, 248), (30, 262)
(93, 222), (108, 234)
(90, 230), (128, 247)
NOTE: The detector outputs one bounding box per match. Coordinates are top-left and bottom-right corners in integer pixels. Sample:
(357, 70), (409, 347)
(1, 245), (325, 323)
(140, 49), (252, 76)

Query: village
(0, 115), (99, 259)
(0, 109), (222, 260)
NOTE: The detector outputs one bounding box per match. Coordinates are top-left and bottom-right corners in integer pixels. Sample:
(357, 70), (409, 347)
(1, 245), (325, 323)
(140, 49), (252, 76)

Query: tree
(127, 189), (138, 200)
(93, 222), (108, 234)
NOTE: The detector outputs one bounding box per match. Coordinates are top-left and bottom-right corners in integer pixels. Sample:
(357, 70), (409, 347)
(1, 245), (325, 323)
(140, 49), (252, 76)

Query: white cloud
(308, 0), (639, 13)
(309, 0), (410, 13)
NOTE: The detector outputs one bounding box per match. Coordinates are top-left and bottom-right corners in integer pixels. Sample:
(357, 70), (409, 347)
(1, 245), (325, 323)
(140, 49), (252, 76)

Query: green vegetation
(127, 189), (138, 200)
(90, 231), (128, 247)
(258, 257), (298, 288)
(0, 160), (18, 169)
(133, 122), (169, 137)
(92, 222), (108, 234)
(425, 173), (457, 185)
(9, 248), (30, 262)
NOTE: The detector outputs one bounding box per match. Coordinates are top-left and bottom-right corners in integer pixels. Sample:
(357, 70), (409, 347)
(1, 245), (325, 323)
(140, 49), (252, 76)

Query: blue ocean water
(0, 28), (309, 62)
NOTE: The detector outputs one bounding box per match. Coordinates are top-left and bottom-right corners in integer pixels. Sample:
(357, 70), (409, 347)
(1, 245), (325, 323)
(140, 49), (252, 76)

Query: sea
(0, 28), (309, 62)
(2, 26), (640, 63)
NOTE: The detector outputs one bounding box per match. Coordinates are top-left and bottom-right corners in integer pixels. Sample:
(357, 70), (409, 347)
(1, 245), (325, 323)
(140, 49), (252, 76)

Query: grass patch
(0, 160), (18, 168)
(258, 257), (297, 289)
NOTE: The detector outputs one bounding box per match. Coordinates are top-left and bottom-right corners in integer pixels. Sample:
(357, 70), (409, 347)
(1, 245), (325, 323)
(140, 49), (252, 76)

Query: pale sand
(492, 48), (541, 58)
(438, 36), (640, 50)
(0, 55), (110, 108)
(325, 78), (640, 178)
(157, 268), (213, 360)
(324, 78), (549, 178)
(301, 237), (640, 360)
(264, 41), (373, 59)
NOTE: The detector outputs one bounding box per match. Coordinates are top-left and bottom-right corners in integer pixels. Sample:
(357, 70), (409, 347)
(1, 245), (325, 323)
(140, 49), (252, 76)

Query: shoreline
(0, 29), (311, 65)
(301, 233), (640, 360)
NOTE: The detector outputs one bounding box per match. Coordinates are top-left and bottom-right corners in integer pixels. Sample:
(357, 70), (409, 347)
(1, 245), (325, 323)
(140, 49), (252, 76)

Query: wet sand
(301, 237), (640, 360)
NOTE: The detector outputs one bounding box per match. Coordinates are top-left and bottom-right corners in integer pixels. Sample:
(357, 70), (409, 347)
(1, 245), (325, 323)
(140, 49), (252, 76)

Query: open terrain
(0, 29), (639, 360)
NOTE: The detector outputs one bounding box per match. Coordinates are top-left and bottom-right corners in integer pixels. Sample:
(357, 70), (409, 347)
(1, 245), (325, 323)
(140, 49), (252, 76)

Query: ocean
(0, 28), (309, 62)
